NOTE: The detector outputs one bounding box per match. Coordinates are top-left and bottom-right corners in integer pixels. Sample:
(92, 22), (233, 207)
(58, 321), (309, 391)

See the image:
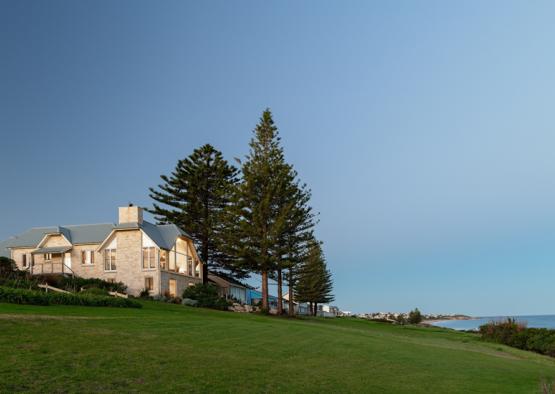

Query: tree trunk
(277, 268), (283, 315)
(314, 302), (318, 316)
(288, 269), (294, 317)
(309, 302), (313, 316)
(261, 271), (269, 311)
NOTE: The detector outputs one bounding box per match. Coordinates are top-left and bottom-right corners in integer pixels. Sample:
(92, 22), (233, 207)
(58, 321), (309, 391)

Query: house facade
(2, 206), (203, 297)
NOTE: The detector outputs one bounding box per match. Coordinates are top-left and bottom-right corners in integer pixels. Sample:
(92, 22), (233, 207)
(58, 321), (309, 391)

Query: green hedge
(0, 286), (142, 308)
(479, 318), (555, 357)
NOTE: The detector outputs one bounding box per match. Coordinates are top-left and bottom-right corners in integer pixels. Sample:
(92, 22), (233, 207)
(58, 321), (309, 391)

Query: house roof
(32, 246), (72, 255)
(2, 221), (191, 251)
(208, 272), (252, 289)
(3, 224), (114, 248)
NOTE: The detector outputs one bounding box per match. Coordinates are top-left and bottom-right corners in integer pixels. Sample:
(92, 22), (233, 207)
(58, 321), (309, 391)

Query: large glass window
(104, 249), (116, 271)
(187, 256), (193, 276)
(159, 250), (167, 270)
(142, 247), (156, 269)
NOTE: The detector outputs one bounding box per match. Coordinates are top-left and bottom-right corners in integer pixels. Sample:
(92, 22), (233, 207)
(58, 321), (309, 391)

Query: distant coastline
(429, 315), (555, 331)
(423, 315), (473, 324)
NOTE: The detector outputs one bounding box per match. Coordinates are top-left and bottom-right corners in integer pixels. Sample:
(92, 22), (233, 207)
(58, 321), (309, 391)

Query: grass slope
(1, 301), (554, 393)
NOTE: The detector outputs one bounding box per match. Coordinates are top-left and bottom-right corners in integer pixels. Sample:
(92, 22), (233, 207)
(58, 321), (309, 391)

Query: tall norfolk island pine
(148, 144), (243, 282)
(232, 109), (301, 311)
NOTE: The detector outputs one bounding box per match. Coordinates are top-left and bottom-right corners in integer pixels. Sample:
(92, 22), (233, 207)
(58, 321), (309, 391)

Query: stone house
(1, 206), (203, 296)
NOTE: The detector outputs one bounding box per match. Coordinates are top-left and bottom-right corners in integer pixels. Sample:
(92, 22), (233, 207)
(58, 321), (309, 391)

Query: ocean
(431, 315), (555, 331)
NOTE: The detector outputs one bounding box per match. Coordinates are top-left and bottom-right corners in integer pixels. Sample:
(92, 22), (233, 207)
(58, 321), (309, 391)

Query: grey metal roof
(141, 221), (191, 250)
(3, 224), (114, 248)
(2, 221), (190, 252)
(32, 246), (72, 254)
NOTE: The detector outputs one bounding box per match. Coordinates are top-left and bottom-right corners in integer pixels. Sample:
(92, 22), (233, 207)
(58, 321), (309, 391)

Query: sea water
(431, 315), (555, 331)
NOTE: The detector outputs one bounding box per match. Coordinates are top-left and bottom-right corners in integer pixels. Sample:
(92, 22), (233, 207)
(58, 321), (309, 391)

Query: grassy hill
(1, 301), (554, 393)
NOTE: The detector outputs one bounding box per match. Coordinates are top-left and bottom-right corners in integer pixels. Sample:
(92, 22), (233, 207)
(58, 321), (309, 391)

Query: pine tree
(231, 109), (293, 311)
(277, 180), (316, 316)
(148, 144), (243, 282)
(295, 239), (334, 316)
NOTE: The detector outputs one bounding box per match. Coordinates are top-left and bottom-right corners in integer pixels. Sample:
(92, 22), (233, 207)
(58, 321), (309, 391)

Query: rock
(182, 298), (199, 306)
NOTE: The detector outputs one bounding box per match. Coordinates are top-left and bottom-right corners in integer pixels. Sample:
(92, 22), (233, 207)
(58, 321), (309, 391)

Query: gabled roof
(2, 221), (192, 253)
(3, 224), (115, 248)
(142, 221), (191, 250)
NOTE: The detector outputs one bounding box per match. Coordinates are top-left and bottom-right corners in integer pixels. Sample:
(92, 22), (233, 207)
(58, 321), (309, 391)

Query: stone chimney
(118, 204), (143, 224)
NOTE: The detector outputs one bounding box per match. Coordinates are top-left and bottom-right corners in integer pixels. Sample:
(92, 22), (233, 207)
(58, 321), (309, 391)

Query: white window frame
(82, 250), (94, 265)
(142, 247), (157, 270)
(104, 249), (116, 272)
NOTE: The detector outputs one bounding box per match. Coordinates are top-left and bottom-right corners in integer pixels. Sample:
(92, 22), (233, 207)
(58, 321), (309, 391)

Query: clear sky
(2, 1), (555, 316)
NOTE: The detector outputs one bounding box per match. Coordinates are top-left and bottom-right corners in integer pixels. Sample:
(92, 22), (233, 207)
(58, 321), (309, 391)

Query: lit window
(104, 249), (116, 271)
(44, 253), (52, 261)
(144, 277), (153, 291)
(142, 247), (156, 269)
(160, 250), (167, 270)
(169, 279), (177, 297)
(187, 256), (193, 276)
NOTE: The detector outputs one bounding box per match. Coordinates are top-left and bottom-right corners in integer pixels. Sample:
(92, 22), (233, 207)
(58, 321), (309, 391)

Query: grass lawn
(1, 301), (555, 393)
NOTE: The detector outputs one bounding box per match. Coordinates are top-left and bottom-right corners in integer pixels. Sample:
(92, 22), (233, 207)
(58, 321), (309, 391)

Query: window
(169, 279), (177, 297)
(160, 250), (167, 270)
(107, 278), (115, 284)
(142, 247), (156, 269)
(194, 260), (200, 278)
(44, 253), (52, 261)
(144, 277), (153, 291)
(187, 256), (193, 276)
(104, 249), (116, 271)
(81, 250), (94, 265)
(22, 254), (27, 268)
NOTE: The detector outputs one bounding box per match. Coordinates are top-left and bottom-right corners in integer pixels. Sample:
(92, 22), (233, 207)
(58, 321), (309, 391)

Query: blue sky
(2, 1), (555, 315)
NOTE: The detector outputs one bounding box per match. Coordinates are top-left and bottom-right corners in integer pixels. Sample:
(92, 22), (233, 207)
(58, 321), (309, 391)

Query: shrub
(182, 284), (230, 310)
(0, 286), (141, 308)
(139, 288), (151, 299)
(0, 257), (18, 277)
(479, 318), (555, 358)
(35, 275), (127, 293)
(80, 287), (109, 297)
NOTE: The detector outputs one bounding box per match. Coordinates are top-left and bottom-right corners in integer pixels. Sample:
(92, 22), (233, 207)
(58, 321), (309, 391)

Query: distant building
(208, 272), (250, 304)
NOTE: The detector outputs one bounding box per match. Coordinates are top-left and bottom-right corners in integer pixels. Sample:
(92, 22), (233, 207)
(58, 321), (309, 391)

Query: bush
(182, 284), (230, 310)
(139, 288), (151, 299)
(35, 275), (127, 293)
(479, 318), (555, 357)
(0, 286), (142, 308)
(80, 287), (109, 297)
(0, 257), (18, 277)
